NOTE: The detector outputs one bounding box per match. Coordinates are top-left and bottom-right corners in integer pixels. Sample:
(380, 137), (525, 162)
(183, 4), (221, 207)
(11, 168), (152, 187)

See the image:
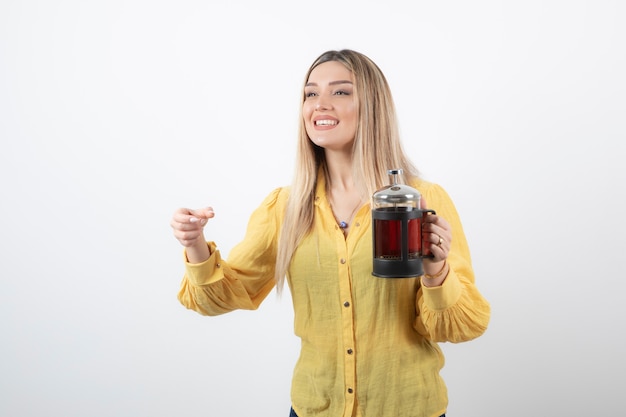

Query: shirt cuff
(421, 270), (463, 311)
(183, 241), (225, 286)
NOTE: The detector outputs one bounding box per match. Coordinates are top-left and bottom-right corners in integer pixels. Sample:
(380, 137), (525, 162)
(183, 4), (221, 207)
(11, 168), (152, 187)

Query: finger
(172, 207), (190, 219)
(422, 210), (440, 230)
(421, 214), (440, 234)
(171, 211), (194, 230)
(423, 216), (451, 239)
(175, 229), (203, 242)
(426, 235), (448, 262)
(431, 232), (444, 248)
(423, 211), (442, 226)
(189, 207), (215, 223)
(172, 207), (214, 225)
(173, 227), (205, 246)
(432, 229), (452, 249)
(172, 219), (203, 233)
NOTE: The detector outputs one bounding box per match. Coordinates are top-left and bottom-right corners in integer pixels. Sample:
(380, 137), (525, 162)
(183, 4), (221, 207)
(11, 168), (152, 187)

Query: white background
(1, 1), (625, 416)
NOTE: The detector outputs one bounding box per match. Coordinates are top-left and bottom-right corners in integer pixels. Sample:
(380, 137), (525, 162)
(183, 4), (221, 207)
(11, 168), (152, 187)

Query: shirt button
(343, 301), (350, 307)
(347, 349), (353, 355)
(340, 258), (346, 264)
(216, 263), (221, 268)
(347, 388), (354, 394)
(355, 222), (360, 227)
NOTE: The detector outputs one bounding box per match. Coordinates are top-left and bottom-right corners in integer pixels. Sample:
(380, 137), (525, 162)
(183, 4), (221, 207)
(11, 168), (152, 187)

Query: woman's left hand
(422, 212), (452, 263)
(420, 197), (452, 284)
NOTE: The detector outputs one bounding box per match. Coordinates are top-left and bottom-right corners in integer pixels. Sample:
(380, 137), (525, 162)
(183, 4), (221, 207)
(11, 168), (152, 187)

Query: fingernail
(189, 217), (199, 223)
(200, 219), (207, 225)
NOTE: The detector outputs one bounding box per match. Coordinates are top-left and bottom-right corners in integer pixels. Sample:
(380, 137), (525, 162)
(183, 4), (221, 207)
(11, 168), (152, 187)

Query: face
(303, 61), (358, 152)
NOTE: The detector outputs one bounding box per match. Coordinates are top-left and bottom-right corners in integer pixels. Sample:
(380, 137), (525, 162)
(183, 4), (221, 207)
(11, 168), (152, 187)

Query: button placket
(335, 222), (356, 410)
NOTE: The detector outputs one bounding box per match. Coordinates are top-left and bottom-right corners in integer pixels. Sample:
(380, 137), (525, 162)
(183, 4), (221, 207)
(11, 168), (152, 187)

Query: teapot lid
(372, 169), (421, 204)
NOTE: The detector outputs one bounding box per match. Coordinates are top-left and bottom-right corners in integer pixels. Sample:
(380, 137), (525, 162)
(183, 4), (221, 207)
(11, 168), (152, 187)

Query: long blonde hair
(275, 49), (420, 290)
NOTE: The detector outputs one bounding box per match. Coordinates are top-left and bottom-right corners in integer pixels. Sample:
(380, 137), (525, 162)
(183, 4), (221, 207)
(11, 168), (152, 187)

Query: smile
(315, 120), (338, 126)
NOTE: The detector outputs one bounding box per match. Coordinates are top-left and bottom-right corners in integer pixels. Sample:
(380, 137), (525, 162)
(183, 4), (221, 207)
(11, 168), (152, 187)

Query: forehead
(306, 61), (353, 84)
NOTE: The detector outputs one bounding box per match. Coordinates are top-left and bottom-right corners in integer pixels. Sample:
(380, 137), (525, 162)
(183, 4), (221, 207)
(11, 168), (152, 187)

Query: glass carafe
(372, 169), (435, 278)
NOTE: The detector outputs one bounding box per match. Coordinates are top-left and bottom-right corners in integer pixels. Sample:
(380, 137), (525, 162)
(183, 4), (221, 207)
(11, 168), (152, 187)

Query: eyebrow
(305, 80), (353, 87)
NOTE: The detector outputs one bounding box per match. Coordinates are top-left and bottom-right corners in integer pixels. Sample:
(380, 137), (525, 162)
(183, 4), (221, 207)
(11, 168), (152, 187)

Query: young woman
(170, 49), (491, 417)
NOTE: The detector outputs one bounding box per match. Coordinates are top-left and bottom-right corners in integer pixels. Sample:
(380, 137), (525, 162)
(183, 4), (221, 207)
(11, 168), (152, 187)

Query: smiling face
(302, 61), (358, 153)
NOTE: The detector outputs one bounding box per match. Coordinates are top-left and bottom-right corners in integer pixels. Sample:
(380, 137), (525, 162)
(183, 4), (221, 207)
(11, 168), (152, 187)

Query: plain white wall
(1, 1), (625, 416)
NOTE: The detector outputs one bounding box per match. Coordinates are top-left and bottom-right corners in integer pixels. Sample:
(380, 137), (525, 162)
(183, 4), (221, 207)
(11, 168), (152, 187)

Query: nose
(315, 102), (329, 111)
(315, 96), (331, 111)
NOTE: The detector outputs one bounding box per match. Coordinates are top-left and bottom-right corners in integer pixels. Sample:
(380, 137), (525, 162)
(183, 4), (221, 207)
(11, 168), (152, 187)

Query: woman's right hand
(170, 207), (214, 263)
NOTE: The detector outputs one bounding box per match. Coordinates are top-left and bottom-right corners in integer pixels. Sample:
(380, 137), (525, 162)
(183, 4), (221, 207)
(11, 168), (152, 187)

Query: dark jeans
(289, 408), (445, 417)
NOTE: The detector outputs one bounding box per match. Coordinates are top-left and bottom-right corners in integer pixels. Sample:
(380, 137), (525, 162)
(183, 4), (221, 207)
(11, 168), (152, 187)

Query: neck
(325, 152), (355, 193)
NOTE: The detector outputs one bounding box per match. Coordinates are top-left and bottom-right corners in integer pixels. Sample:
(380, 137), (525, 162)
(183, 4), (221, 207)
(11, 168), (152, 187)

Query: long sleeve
(177, 187), (288, 316)
(413, 183), (491, 343)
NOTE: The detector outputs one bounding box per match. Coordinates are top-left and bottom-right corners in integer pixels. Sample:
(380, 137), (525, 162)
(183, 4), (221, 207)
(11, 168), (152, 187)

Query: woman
(171, 49), (490, 417)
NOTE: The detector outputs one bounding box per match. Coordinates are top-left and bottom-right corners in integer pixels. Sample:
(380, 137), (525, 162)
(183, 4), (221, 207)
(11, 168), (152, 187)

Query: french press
(372, 169), (435, 278)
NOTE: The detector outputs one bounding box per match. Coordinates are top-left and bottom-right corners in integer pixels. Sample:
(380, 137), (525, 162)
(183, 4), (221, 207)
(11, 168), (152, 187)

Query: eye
(334, 89), (351, 96)
(304, 90), (318, 98)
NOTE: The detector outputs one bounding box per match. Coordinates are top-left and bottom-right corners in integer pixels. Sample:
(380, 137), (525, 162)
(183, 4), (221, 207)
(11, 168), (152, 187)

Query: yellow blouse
(178, 176), (490, 417)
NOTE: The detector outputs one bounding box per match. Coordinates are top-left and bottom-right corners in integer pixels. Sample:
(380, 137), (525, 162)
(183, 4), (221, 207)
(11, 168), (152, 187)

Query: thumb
(189, 207), (215, 223)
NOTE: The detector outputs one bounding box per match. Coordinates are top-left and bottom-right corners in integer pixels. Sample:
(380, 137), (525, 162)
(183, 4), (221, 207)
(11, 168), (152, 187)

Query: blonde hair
(275, 49), (420, 291)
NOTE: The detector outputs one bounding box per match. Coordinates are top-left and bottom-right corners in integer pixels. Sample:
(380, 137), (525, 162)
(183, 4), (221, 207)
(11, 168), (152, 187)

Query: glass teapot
(371, 169), (435, 278)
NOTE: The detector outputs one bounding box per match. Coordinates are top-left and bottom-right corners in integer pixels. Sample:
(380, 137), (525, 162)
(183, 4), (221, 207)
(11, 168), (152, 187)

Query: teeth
(316, 120), (337, 126)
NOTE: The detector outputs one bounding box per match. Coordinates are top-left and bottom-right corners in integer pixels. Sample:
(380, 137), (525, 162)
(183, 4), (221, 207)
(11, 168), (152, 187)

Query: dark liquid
(374, 218), (423, 259)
